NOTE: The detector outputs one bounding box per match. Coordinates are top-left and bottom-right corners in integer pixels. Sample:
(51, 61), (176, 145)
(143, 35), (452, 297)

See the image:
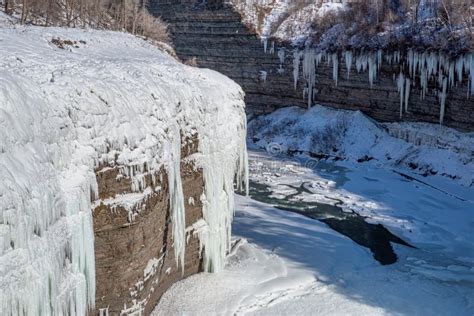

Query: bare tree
(4, 0), (13, 15)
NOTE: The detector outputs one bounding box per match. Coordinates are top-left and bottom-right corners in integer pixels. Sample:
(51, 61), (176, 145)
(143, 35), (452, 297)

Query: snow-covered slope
(0, 13), (247, 315)
(249, 106), (474, 187)
(231, 0), (345, 43)
(231, 0), (472, 51)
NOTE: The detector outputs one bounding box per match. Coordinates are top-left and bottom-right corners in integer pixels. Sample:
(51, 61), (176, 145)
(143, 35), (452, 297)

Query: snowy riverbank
(154, 149), (474, 315)
(249, 106), (474, 187)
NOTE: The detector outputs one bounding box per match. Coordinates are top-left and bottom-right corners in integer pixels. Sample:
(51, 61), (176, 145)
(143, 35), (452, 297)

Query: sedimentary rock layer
(149, 0), (474, 131)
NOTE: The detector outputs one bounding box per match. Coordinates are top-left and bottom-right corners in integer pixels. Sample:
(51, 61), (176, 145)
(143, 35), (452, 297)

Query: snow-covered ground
(0, 13), (247, 315)
(230, 0), (345, 43)
(249, 106), (474, 187)
(154, 148), (474, 315)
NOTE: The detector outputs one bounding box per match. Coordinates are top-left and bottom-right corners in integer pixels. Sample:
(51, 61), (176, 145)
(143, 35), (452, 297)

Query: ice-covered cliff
(0, 13), (247, 315)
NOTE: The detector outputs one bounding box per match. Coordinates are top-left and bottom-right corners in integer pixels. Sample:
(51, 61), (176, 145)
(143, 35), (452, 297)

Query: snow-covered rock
(249, 105), (474, 187)
(0, 14), (247, 315)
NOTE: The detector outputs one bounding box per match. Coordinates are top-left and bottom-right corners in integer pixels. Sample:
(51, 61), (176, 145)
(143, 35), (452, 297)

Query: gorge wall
(93, 138), (204, 315)
(148, 0), (474, 131)
(0, 19), (248, 316)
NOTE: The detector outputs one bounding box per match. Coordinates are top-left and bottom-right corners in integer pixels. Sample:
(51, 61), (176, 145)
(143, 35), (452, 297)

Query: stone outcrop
(93, 137), (204, 315)
(148, 0), (474, 131)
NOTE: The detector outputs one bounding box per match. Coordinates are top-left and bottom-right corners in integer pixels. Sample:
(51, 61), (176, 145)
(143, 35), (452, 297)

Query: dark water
(247, 180), (414, 265)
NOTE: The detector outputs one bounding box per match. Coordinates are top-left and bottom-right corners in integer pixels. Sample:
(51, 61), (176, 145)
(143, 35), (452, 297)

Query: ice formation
(0, 16), (247, 315)
(290, 47), (473, 124)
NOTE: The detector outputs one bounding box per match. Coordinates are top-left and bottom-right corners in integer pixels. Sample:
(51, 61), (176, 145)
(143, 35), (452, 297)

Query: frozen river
(154, 149), (474, 315)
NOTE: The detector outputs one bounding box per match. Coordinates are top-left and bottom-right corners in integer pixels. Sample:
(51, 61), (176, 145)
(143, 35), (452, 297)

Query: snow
(0, 13), (247, 315)
(231, 0), (471, 54)
(231, 0), (346, 43)
(154, 182), (473, 315)
(249, 106), (474, 187)
(93, 187), (153, 223)
(153, 141), (473, 314)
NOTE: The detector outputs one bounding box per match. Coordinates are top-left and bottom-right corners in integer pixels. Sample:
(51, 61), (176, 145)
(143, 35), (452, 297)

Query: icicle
(199, 111), (248, 273)
(377, 50), (383, 70)
(448, 62), (455, 88)
(356, 53), (368, 73)
(394, 51), (400, 64)
(269, 41), (275, 54)
(368, 53), (377, 88)
(293, 50), (302, 90)
(278, 48), (285, 64)
(302, 49), (316, 108)
(259, 70), (267, 83)
(397, 72), (405, 118)
(404, 78), (411, 112)
(439, 77), (448, 124)
(420, 68), (428, 99)
(277, 48), (285, 74)
(345, 51), (353, 79)
(167, 130), (186, 273)
(315, 52), (323, 66)
(262, 37), (268, 53)
(332, 53), (339, 86)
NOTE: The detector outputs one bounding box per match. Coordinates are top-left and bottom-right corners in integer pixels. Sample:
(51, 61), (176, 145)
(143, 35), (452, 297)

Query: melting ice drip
(290, 48), (474, 124)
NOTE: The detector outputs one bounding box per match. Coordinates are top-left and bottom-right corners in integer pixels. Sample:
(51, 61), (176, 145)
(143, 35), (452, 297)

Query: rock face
(0, 15), (248, 316)
(93, 138), (204, 315)
(148, 0), (474, 131)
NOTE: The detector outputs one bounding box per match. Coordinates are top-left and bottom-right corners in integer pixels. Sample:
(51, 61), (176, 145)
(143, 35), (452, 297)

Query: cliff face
(148, 1), (474, 131)
(93, 138), (203, 315)
(0, 17), (247, 316)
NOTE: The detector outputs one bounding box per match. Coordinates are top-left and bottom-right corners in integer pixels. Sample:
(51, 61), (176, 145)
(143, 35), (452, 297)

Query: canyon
(93, 138), (205, 315)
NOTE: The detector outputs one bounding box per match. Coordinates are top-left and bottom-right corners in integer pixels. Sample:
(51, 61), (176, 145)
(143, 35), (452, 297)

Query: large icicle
(332, 53), (339, 86)
(345, 51), (353, 79)
(368, 52), (377, 88)
(198, 105), (248, 272)
(404, 78), (411, 112)
(302, 49), (316, 108)
(293, 50), (303, 89)
(439, 77), (448, 124)
(166, 125), (186, 272)
(397, 72), (405, 118)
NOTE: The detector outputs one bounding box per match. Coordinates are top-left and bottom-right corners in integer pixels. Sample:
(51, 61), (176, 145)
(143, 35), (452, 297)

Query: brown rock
(93, 137), (204, 315)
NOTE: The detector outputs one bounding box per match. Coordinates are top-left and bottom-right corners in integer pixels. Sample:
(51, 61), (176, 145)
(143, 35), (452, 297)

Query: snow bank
(249, 106), (473, 187)
(0, 15), (247, 315)
(153, 195), (474, 315)
(230, 0), (346, 43)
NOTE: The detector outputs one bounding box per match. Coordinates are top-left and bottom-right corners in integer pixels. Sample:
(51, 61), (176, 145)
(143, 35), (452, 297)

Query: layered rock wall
(148, 1), (474, 131)
(93, 138), (204, 315)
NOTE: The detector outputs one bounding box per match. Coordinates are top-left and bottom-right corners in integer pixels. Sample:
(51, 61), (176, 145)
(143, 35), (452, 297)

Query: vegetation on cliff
(232, 0), (473, 53)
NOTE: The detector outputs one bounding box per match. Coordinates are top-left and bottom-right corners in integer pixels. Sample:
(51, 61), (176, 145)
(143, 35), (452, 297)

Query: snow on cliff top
(0, 13), (247, 315)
